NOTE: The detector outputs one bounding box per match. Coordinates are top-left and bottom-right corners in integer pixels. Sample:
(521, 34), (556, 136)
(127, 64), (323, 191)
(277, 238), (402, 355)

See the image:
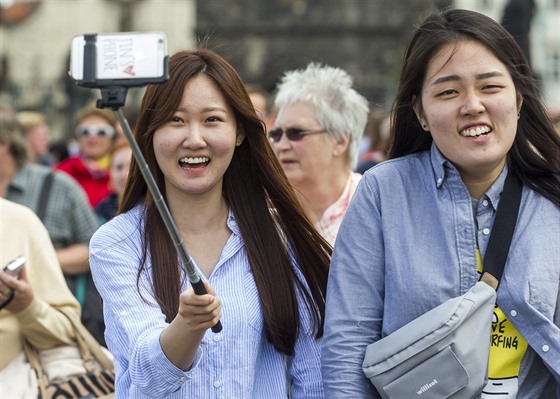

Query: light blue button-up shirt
(90, 206), (323, 398)
(322, 143), (559, 398)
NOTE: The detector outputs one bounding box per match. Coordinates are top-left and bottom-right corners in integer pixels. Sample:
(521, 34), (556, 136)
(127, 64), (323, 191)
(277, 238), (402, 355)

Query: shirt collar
(430, 142), (449, 189)
(483, 165), (508, 211)
(429, 142), (508, 211)
(226, 209), (241, 235)
(8, 165), (30, 194)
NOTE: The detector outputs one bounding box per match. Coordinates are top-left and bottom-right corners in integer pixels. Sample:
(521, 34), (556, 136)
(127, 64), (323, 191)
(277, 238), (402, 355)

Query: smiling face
(153, 74), (242, 202)
(415, 39), (522, 180)
(76, 115), (115, 162)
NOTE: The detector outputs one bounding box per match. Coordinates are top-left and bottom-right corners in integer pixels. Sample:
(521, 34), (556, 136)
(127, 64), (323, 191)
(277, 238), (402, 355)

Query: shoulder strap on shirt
(480, 172), (523, 289)
(36, 172), (54, 222)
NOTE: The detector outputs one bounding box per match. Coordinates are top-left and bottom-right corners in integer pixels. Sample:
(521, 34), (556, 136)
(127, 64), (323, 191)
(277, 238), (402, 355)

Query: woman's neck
(168, 191), (229, 234)
(294, 170), (350, 224)
(459, 162), (505, 200)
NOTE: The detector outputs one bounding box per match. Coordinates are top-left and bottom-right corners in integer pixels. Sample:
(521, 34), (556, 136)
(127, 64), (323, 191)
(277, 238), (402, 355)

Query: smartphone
(69, 31), (168, 87)
(3, 256), (26, 279)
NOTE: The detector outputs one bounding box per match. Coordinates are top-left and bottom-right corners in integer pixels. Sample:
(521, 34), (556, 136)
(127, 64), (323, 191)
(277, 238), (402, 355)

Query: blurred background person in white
(0, 198), (80, 398)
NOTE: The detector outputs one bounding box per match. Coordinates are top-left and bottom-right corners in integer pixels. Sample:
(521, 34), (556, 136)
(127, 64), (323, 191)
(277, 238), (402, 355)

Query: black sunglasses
(267, 127), (326, 143)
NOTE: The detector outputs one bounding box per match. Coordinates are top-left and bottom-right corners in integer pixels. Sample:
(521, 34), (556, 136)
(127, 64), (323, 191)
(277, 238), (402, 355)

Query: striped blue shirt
(90, 205), (323, 398)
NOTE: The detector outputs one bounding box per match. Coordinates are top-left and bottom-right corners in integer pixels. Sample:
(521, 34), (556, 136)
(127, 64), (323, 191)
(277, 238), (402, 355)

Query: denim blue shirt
(322, 143), (559, 398)
(90, 205), (323, 398)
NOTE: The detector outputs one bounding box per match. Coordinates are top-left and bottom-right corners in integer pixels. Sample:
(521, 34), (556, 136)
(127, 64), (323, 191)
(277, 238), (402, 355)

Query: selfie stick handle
(113, 107), (222, 333)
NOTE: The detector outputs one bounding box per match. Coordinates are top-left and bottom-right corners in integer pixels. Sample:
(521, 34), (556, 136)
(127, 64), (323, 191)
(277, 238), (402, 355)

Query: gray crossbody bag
(362, 172), (522, 399)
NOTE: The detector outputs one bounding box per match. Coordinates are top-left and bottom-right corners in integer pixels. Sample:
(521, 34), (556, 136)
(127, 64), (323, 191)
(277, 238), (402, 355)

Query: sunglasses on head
(76, 125), (115, 138)
(267, 127), (326, 143)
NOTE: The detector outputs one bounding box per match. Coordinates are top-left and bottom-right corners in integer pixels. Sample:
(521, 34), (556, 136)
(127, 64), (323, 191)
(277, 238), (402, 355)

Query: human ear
(516, 93), (523, 118)
(412, 95), (429, 131)
(333, 134), (350, 157)
(235, 131), (245, 146)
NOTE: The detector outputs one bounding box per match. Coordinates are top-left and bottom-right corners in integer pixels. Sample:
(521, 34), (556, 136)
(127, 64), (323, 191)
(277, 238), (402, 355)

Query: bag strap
(22, 339), (49, 398)
(22, 307), (114, 399)
(36, 171), (54, 222)
(55, 306), (115, 371)
(479, 172), (523, 289)
(23, 307), (114, 375)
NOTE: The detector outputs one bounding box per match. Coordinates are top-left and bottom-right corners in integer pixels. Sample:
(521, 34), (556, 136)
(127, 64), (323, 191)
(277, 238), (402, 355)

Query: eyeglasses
(76, 125), (115, 138)
(267, 127), (326, 143)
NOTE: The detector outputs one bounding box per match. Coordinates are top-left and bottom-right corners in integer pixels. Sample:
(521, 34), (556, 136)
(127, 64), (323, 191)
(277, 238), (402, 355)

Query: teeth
(179, 157), (209, 164)
(460, 126), (491, 137)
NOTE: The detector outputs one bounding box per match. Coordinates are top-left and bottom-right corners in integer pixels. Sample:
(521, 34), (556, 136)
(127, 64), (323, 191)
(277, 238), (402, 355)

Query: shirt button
(213, 333), (221, 342)
(482, 200), (489, 207)
(213, 380), (222, 388)
(180, 377), (186, 382)
(483, 228), (490, 235)
(436, 178), (443, 186)
(542, 345), (550, 352)
(510, 310), (517, 317)
(230, 220), (237, 226)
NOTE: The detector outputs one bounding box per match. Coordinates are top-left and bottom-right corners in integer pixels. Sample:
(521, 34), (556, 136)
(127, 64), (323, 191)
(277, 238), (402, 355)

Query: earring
(517, 112), (520, 119)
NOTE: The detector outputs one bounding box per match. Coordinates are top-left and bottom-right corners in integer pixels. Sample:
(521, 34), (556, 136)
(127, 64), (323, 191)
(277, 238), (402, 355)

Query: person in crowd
(0, 198), (80, 398)
(95, 140), (132, 224)
(270, 63), (369, 246)
(246, 84), (275, 132)
(55, 104), (117, 207)
(0, 118), (105, 345)
(355, 105), (390, 174)
(16, 110), (56, 166)
(113, 107), (139, 148)
(89, 48), (331, 398)
(322, 8), (560, 398)
(48, 139), (71, 163)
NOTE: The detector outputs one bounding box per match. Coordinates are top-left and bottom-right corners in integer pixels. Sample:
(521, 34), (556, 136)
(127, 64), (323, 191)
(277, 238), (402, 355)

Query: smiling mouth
(460, 126), (492, 137)
(179, 156), (210, 169)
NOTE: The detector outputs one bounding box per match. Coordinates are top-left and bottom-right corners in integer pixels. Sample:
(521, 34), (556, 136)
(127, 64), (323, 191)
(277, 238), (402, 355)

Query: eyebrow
(176, 106), (228, 114)
(432, 71), (505, 85)
(203, 106), (228, 113)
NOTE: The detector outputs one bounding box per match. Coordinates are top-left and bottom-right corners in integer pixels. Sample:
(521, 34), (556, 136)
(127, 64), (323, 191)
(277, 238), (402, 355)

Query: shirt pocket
(243, 270), (263, 331)
(529, 279), (558, 318)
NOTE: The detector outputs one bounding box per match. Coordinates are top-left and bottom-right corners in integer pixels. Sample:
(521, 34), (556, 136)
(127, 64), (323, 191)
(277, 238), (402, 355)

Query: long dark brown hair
(120, 49), (331, 356)
(389, 8), (560, 206)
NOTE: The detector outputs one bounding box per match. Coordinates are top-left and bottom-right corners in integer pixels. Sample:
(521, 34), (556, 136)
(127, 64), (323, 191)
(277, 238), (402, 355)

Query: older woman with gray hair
(270, 63), (369, 245)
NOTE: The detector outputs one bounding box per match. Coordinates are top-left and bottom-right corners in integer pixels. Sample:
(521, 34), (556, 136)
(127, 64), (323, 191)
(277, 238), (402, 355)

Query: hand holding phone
(3, 256), (26, 279)
(0, 256), (25, 308)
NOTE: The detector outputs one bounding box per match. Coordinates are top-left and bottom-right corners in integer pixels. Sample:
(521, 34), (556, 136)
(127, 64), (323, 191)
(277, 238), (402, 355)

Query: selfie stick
(83, 34), (221, 333)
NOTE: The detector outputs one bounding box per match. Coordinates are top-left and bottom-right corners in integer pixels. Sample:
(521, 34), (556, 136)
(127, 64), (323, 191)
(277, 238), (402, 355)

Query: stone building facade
(196, 0), (451, 107)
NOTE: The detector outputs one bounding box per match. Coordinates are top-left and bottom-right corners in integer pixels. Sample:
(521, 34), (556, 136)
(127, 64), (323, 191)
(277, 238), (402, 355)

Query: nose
(182, 125), (206, 149)
(273, 130), (292, 151)
(461, 90), (485, 116)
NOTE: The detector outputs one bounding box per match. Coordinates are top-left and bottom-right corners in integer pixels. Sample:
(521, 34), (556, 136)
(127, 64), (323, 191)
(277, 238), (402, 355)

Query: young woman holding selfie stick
(90, 49), (331, 398)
